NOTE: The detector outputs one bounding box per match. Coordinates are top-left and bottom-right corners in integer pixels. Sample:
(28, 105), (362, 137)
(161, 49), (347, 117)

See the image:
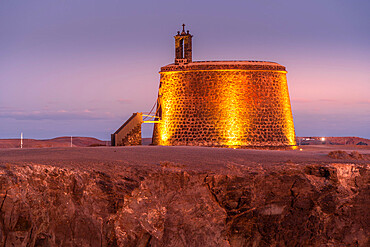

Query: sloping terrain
(0, 137), (108, 148)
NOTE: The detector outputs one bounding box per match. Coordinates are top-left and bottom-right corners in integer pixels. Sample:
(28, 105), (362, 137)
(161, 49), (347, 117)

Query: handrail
(142, 120), (161, 123)
(142, 114), (160, 118)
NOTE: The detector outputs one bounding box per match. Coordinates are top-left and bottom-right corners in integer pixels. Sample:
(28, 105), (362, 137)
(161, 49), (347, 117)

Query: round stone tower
(152, 25), (296, 148)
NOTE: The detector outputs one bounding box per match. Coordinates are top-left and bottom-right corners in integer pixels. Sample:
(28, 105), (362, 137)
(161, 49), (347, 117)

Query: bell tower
(174, 24), (193, 65)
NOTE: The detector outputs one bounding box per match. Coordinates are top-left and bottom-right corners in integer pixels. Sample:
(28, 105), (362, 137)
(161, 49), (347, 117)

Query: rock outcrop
(0, 161), (369, 246)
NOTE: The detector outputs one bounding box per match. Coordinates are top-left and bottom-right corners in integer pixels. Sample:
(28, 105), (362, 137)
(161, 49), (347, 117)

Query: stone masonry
(122, 125), (142, 146)
(174, 24), (192, 65)
(111, 113), (142, 146)
(152, 26), (296, 147)
(152, 61), (296, 147)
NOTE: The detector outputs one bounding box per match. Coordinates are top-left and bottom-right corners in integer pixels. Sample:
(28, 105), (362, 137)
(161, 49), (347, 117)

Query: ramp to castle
(111, 113), (143, 146)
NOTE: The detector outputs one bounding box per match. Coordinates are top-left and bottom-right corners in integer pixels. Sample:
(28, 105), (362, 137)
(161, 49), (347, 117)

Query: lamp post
(321, 137), (325, 145)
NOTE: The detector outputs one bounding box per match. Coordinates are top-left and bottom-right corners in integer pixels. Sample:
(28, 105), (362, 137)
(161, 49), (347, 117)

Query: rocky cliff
(0, 147), (369, 246)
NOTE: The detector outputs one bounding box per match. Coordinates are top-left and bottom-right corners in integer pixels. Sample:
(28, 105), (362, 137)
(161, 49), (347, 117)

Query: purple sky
(1, 0), (369, 140)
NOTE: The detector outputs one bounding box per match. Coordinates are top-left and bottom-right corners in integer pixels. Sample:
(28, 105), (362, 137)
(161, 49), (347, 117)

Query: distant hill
(1, 136), (368, 148)
(0, 137), (109, 148)
(297, 136), (369, 146)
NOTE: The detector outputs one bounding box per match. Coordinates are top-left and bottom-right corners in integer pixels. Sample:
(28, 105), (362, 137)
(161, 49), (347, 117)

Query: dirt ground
(0, 145), (368, 172)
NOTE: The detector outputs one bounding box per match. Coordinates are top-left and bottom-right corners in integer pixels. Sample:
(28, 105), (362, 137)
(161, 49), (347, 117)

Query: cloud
(293, 112), (370, 138)
(117, 99), (132, 104)
(0, 109), (111, 121)
(291, 98), (370, 105)
(0, 106), (17, 111)
(357, 100), (370, 104)
(318, 99), (337, 102)
(291, 98), (313, 103)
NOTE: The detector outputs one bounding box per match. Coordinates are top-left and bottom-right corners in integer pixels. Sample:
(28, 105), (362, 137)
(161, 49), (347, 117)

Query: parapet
(160, 61), (287, 73)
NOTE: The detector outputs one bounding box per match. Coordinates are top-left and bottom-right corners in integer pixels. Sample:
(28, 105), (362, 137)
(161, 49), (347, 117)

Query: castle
(112, 25), (296, 148)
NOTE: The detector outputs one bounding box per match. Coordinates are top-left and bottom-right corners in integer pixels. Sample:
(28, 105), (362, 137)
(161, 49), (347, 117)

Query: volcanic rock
(0, 147), (369, 246)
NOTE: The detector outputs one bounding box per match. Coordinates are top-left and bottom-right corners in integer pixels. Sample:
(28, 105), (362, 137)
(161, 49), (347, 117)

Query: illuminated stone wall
(152, 61), (296, 147)
(122, 125), (142, 146)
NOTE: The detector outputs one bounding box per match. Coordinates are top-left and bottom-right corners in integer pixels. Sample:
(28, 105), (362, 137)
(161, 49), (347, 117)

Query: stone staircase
(111, 113), (143, 146)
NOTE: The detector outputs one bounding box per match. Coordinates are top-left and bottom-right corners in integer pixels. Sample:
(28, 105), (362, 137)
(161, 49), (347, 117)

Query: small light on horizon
(321, 137), (326, 141)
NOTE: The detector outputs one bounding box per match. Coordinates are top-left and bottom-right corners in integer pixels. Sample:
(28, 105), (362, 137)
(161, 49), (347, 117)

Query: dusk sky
(1, 0), (369, 140)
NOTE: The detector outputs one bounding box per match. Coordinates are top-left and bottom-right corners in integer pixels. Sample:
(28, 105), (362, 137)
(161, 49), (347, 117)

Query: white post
(20, 132), (23, 149)
(70, 136), (72, 147)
